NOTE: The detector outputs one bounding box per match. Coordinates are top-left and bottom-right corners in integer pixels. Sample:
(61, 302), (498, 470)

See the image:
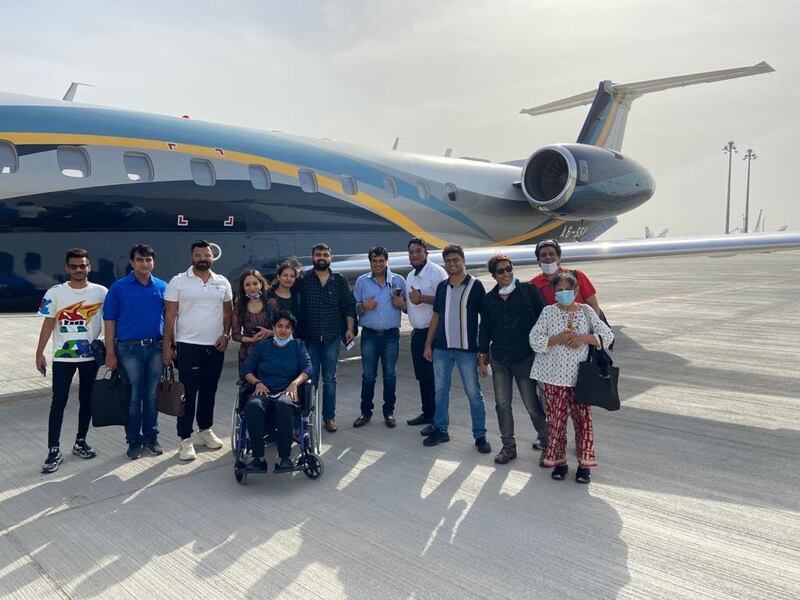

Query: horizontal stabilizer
(520, 61), (775, 151)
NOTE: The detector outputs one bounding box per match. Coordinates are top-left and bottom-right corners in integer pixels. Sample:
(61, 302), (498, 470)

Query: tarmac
(0, 251), (798, 599)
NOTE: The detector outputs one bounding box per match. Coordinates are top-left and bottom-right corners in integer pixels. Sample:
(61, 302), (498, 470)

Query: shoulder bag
(91, 368), (131, 427)
(574, 305), (620, 411)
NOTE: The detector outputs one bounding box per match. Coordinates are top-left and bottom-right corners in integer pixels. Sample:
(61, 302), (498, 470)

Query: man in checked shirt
(297, 243), (356, 432)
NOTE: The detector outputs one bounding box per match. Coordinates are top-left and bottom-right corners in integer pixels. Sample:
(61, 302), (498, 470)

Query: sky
(2, 0), (798, 238)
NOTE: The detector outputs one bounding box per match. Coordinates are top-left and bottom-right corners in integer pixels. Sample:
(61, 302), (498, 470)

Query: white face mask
(273, 334), (294, 347)
(498, 280), (517, 295)
(539, 261), (559, 275)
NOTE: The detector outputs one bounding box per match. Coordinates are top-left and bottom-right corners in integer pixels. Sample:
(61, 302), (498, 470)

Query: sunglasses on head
(495, 265), (513, 275)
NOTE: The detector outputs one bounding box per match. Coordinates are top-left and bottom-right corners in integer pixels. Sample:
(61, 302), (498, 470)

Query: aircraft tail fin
(520, 61), (774, 152)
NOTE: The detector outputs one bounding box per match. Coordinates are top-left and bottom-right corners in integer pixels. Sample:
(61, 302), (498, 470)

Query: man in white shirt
(163, 240), (233, 461)
(35, 248), (107, 473)
(404, 238), (447, 433)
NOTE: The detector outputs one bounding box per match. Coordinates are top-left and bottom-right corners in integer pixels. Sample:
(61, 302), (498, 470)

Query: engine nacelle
(520, 143), (655, 220)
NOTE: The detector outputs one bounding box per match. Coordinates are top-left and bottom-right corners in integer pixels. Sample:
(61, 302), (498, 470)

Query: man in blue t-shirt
(103, 244), (167, 460)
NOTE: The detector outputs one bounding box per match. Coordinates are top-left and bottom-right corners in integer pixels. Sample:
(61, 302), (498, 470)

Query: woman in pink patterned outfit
(529, 271), (613, 484)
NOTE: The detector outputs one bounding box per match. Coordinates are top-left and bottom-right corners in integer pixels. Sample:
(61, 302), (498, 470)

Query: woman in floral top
(231, 270), (273, 368)
(529, 271), (613, 484)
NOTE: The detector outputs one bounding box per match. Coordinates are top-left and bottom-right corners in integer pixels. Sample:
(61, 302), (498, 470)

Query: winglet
(63, 82), (94, 102)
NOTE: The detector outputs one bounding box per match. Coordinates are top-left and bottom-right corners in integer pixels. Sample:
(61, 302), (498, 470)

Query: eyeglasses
(67, 264), (89, 270)
(494, 266), (513, 275)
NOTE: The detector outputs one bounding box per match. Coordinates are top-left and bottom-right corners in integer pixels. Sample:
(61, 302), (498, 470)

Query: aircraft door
(248, 237), (280, 276)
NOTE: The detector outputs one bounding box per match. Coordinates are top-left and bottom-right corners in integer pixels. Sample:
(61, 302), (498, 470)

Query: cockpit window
(58, 146), (91, 178)
(0, 141), (18, 174)
(124, 152), (154, 182)
(190, 158), (216, 186)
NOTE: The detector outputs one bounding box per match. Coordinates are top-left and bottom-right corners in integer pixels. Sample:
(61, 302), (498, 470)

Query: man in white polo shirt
(404, 237), (447, 434)
(163, 240), (233, 461)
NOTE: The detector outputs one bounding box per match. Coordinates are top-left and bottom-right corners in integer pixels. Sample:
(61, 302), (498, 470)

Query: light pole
(722, 141), (737, 234)
(743, 148), (757, 233)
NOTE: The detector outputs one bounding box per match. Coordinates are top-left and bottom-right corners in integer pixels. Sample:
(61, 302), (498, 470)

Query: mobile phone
(393, 288), (402, 297)
(345, 340), (356, 351)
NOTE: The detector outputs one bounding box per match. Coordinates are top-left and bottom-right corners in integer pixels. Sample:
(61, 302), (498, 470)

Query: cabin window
(340, 174), (358, 196)
(58, 146), (91, 178)
(190, 158), (216, 186)
(0, 141), (18, 174)
(445, 182), (458, 202)
(249, 164), (272, 190)
(298, 168), (318, 193)
(123, 152), (154, 182)
(416, 181), (431, 200)
(383, 176), (398, 200)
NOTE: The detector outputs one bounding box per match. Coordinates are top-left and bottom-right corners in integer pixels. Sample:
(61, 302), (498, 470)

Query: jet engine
(520, 143), (655, 220)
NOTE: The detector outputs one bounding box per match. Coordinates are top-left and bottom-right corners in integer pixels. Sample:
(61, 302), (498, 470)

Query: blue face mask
(555, 289), (576, 305)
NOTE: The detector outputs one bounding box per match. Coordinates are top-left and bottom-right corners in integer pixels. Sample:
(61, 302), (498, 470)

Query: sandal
(575, 467), (591, 484)
(551, 465), (568, 481)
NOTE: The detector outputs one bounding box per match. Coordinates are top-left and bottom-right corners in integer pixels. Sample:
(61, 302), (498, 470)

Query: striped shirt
(431, 274), (485, 352)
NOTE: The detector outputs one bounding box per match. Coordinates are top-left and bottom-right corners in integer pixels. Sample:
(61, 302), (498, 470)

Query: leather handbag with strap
(156, 366), (186, 417)
(574, 305), (621, 411)
(91, 369), (131, 427)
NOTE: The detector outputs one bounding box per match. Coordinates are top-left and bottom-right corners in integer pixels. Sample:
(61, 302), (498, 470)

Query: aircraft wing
(326, 231), (800, 279)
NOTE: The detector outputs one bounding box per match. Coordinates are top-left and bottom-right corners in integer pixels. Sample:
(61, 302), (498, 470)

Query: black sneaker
(41, 447), (63, 474)
(475, 437), (492, 454)
(420, 424), (436, 436)
(72, 439), (96, 460)
(127, 442), (143, 460)
(423, 429), (450, 447)
(275, 456), (294, 472)
(407, 414), (433, 426)
(247, 458), (269, 473)
(143, 438), (164, 456)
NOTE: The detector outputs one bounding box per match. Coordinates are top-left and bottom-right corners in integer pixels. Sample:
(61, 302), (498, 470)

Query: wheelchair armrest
(298, 382), (313, 412)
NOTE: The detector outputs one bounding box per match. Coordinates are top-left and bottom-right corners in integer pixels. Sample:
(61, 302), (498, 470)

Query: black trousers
(49, 361), (98, 448)
(245, 394), (295, 459)
(410, 328), (435, 418)
(176, 342), (225, 440)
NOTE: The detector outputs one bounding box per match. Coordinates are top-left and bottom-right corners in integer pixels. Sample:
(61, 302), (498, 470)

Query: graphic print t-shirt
(38, 282), (107, 362)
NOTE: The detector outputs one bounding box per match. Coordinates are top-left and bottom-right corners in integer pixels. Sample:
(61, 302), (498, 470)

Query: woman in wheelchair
(240, 310), (312, 472)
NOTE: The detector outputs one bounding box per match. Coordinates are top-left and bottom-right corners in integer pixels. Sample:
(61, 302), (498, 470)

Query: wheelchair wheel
(303, 453), (324, 479)
(235, 464), (247, 485)
(230, 401), (240, 462)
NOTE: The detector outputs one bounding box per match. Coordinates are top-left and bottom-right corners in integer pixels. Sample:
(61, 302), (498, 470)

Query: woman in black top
(265, 259), (304, 339)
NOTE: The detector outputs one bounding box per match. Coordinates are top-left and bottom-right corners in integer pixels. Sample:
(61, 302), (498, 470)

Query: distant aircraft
(1, 60), (797, 310)
(645, 226), (669, 239)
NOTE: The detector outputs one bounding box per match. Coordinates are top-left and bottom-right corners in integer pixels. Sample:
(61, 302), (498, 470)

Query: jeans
(411, 328), (435, 417)
(432, 348), (486, 439)
(176, 342), (225, 439)
(245, 393), (296, 459)
(117, 341), (163, 444)
(359, 328), (399, 418)
(490, 356), (547, 448)
(48, 361), (98, 448)
(307, 338), (341, 421)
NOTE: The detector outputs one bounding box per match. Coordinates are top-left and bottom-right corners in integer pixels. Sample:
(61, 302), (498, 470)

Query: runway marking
(335, 449), (384, 491)
(499, 469), (532, 497)
(422, 464), (493, 554)
(419, 458), (460, 499)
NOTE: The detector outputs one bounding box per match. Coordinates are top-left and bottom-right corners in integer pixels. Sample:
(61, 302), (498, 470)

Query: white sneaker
(178, 438), (196, 461)
(195, 428), (223, 450)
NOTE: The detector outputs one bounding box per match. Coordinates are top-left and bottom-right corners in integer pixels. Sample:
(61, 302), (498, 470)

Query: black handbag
(156, 366), (186, 417)
(90, 339), (107, 367)
(574, 306), (620, 411)
(91, 369), (130, 427)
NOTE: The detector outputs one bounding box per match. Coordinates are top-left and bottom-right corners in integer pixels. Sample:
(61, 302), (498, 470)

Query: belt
(117, 338), (161, 346)
(363, 327), (399, 335)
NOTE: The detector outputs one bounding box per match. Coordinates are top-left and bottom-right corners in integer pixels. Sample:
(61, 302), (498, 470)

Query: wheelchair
(231, 380), (323, 485)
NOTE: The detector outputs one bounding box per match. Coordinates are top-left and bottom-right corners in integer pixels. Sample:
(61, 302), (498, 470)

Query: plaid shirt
(298, 269), (356, 343)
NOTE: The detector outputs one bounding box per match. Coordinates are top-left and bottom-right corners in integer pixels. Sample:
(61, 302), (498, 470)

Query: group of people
(35, 236), (613, 484)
